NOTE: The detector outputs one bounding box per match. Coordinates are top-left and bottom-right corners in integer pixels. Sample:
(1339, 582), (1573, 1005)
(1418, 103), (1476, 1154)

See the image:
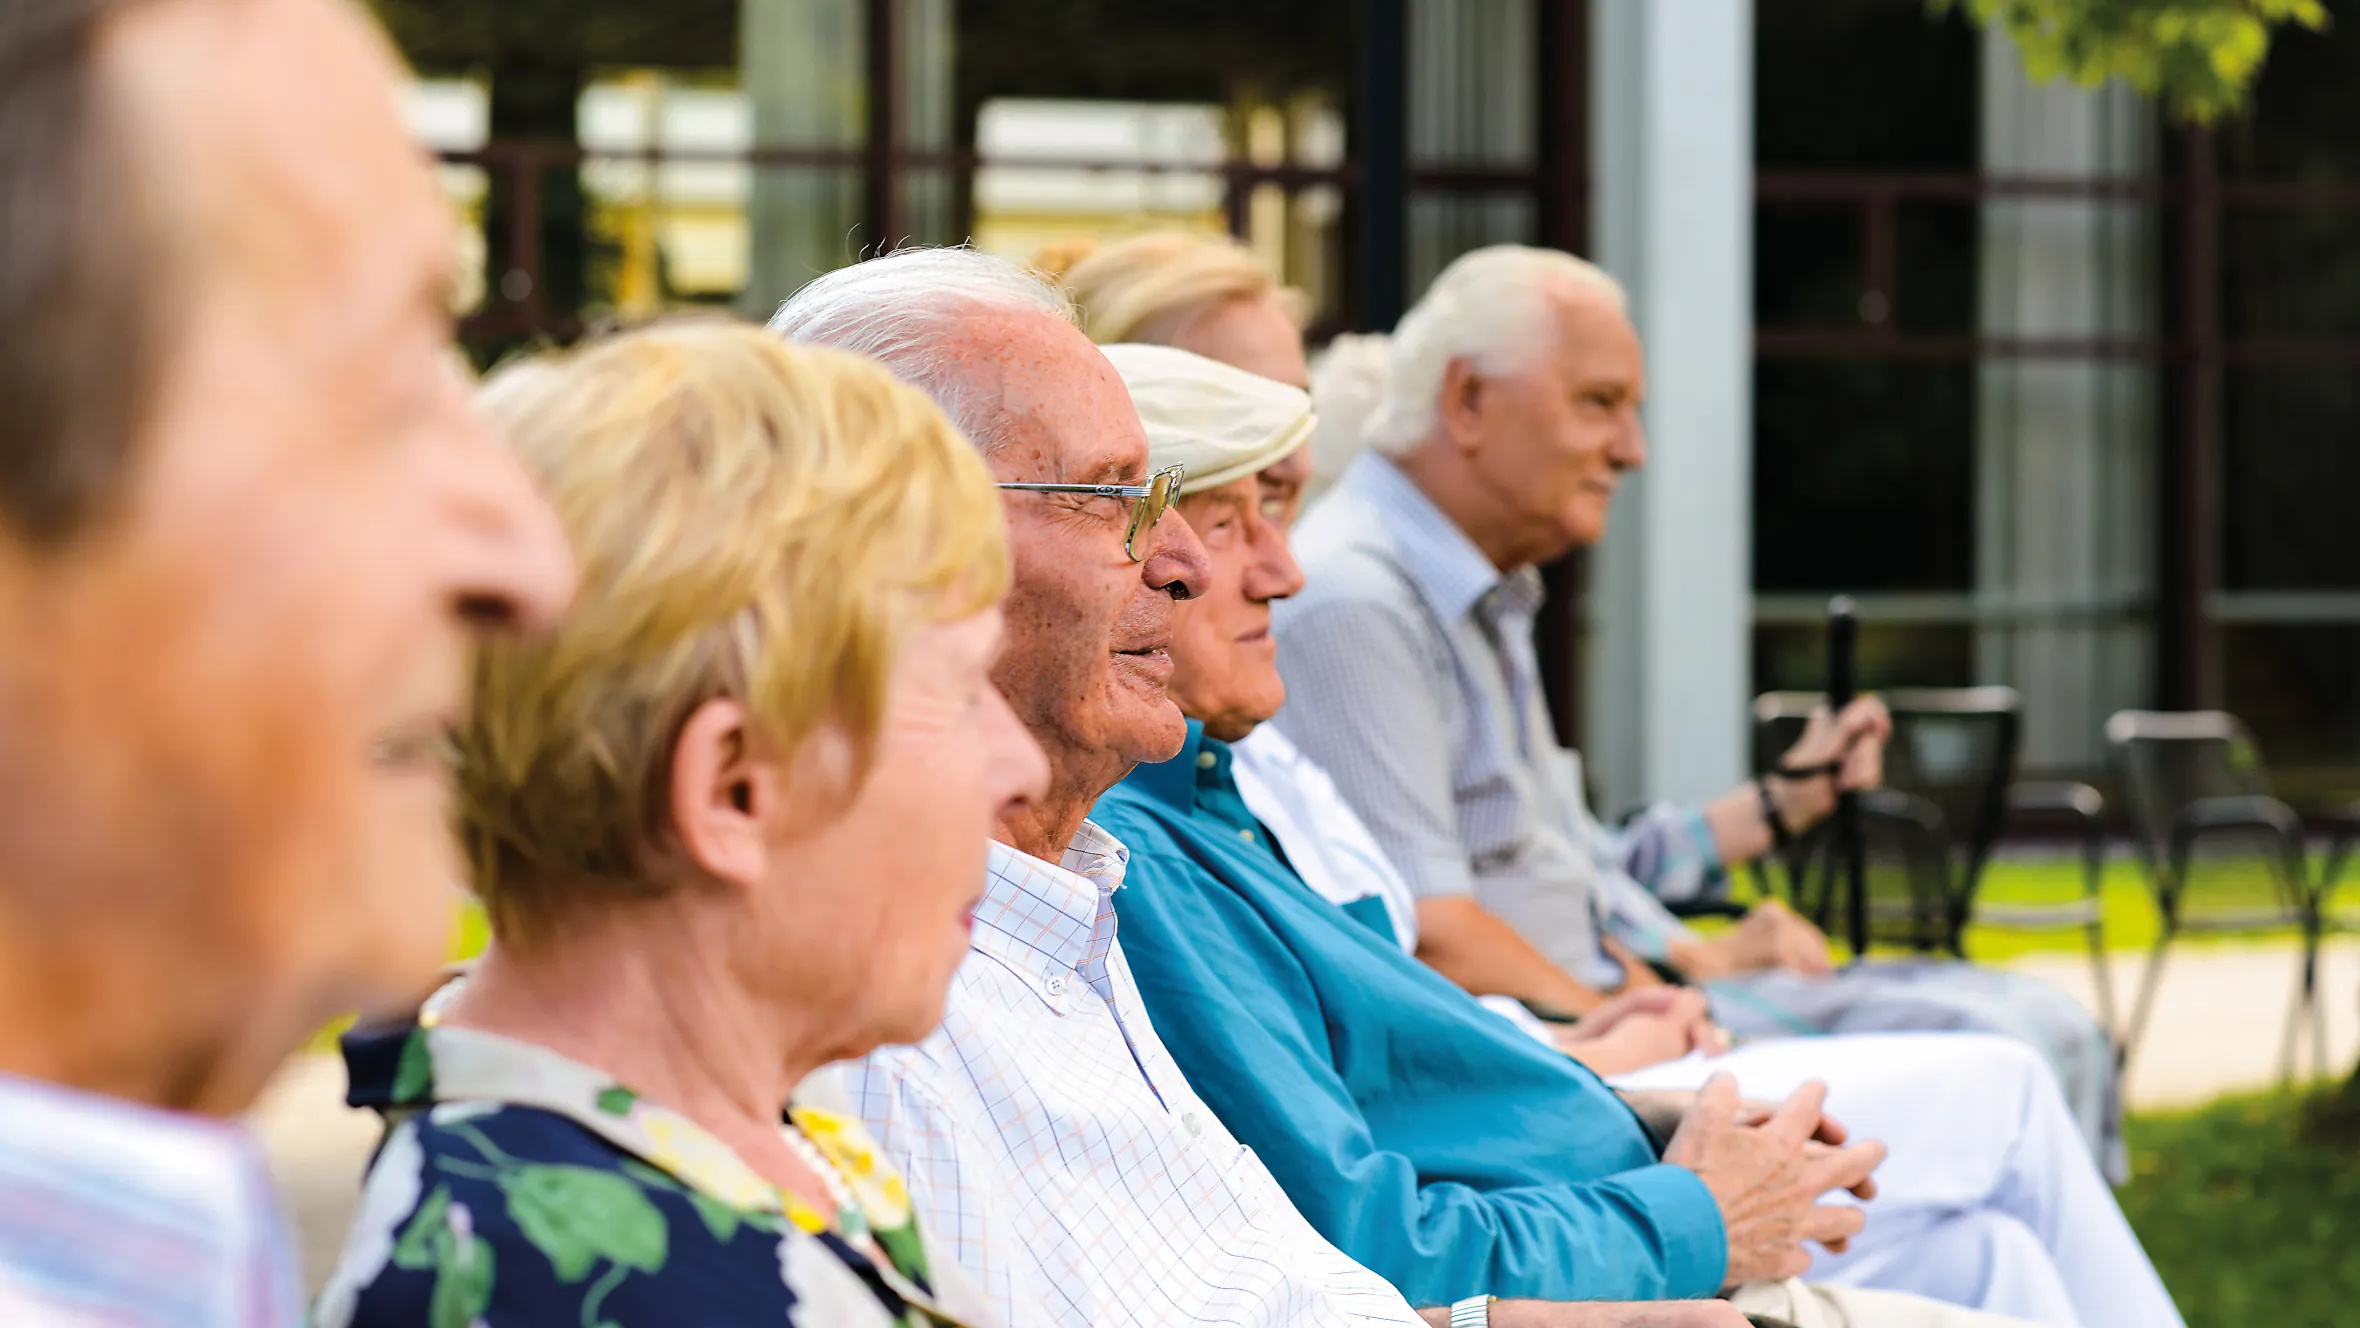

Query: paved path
(247, 939), (2360, 1295)
(2004, 936), (2359, 1111)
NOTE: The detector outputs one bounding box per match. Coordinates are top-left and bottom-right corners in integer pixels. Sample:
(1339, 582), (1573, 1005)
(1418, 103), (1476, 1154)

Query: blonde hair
(1033, 231), (1307, 346)
(461, 319), (1009, 937)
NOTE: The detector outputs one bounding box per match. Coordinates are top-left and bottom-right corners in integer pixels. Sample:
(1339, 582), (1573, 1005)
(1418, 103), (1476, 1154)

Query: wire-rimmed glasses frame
(995, 464), (1187, 563)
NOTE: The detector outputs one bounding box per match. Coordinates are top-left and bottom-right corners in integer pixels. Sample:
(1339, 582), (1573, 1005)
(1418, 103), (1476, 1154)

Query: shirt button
(1044, 974), (1067, 996)
(1197, 750), (1218, 769)
(1236, 827), (1257, 843)
(1182, 1111), (1203, 1136)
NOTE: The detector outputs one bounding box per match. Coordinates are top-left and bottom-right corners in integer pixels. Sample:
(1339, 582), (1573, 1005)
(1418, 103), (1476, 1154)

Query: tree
(1934, 0), (2330, 120)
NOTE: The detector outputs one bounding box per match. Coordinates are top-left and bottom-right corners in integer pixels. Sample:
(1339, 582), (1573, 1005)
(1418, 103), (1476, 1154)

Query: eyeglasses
(996, 464), (1187, 563)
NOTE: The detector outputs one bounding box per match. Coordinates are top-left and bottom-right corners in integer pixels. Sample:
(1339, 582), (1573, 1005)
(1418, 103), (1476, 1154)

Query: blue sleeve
(1098, 806), (1727, 1304)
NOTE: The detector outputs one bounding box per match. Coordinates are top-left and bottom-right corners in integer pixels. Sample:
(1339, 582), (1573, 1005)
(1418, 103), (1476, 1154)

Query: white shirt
(840, 824), (1424, 1328)
(1234, 725), (1558, 1047)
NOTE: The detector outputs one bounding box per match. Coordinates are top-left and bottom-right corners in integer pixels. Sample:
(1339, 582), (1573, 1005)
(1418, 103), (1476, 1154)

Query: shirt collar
(1124, 717), (1215, 813)
(1345, 452), (1506, 621)
(970, 823), (1129, 985)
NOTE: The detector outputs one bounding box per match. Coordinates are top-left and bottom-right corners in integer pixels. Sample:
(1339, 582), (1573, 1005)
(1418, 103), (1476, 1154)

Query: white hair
(767, 247), (1077, 454)
(1303, 332), (1392, 504)
(1364, 244), (1626, 456)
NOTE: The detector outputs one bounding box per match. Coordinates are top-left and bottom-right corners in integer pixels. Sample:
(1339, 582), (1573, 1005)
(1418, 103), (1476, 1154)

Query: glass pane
(2220, 623), (2360, 773)
(1753, 623), (1976, 694)
(1754, 362), (1975, 592)
(2222, 366), (2360, 591)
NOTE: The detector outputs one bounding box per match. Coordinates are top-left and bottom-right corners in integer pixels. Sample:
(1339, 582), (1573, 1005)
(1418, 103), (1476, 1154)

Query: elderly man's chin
(1108, 681), (1191, 764)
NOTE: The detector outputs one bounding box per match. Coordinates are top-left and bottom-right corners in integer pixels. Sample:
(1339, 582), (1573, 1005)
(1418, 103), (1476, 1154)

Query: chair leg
(2120, 930), (2176, 1076)
(2085, 922), (2120, 1049)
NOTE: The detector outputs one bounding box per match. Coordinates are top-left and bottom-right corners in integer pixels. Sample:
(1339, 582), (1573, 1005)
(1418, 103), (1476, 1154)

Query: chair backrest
(2103, 709), (2273, 873)
(1752, 687), (2023, 952)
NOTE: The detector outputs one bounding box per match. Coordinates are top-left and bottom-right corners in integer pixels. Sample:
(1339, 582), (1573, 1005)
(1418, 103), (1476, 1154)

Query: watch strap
(1448, 1295), (1496, 1327)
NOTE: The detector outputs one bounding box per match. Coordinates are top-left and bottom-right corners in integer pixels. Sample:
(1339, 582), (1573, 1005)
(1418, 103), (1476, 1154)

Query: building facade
(380, 0), (2360, 808)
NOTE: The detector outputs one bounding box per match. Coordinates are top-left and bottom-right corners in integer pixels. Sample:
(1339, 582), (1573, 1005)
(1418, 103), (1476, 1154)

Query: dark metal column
(1355, 0), (1409, 330)
(2161, 126), (2220, 710)
(1535, 0), (1593, 749)
(864, 0), (904, 252)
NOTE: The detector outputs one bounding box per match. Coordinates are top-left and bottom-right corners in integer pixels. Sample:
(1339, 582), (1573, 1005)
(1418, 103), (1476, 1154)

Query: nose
(1246, 517), (1306, 604)
(1611, 410), (1649, 473)
(1141, 501), (1209, 603)
(438, 406), (576, 635)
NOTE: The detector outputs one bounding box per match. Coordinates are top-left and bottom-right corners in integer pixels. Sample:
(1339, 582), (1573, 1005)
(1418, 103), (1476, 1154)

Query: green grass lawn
(1719, 855), (2356, 962)
(2119, 1086), (2360, 1328)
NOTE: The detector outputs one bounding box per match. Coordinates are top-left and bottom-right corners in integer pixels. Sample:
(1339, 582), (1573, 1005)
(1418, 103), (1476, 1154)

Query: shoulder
(321, 1104), (832, 1328)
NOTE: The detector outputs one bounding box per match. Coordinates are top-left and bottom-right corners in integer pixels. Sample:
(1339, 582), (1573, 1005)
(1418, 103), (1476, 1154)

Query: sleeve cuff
(1611, 1163), (1730, 1299)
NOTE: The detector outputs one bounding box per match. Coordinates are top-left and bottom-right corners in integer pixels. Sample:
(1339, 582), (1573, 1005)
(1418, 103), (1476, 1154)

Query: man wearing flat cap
(1090, 346), (2180, 1327)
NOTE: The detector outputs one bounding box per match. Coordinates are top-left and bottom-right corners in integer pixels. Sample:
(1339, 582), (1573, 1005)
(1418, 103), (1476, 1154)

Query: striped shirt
(1271, 453), (1721, 989)
(0, 1073), (300, 1327)
(841, 827), (1425, 1328)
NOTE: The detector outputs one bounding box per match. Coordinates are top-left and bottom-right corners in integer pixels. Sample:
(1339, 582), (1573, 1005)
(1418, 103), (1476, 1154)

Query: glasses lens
(1125, 468), (1185, 562)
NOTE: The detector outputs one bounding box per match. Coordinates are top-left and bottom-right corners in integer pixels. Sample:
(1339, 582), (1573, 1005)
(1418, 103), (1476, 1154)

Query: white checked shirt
(840, 825), (1425, 1328)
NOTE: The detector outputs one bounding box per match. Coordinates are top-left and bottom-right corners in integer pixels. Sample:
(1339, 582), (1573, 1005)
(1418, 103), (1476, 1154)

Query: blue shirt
(1092, 721), (1728, 1305)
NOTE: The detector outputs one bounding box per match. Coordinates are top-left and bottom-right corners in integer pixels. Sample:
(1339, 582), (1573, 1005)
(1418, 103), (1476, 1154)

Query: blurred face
(0, 0), (571, 1102)
(774, 608), (1047, 1048)
(1170, 294), (1310, 390)
(1167, 467), (1308, 742)
(1449, 282), (1648, 567)
(971, 311), (1210, 798)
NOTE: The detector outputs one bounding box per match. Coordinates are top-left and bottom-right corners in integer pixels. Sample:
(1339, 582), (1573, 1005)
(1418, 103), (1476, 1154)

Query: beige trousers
(1728, 1280), (2042, 1328)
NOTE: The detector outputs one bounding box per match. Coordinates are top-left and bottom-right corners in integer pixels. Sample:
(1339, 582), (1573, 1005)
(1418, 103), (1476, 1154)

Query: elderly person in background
(1090, 346), (2182, 1328)
(781, 247), (1760, 1328)
(0, 0), (572, 1322)
(319, 322), (1045, 1328)
(1270, 244), (2125, 1180)
(1304, 333), (1394, 506)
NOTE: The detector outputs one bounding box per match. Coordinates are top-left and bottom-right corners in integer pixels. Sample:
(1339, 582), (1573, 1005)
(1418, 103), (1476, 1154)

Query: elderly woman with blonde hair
(317, 320), (1046, 1328)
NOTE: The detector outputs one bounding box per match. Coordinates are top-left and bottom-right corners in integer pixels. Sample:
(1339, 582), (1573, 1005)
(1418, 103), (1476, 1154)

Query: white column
(1582, 0), (1754, 811)
(1974, 28), (2156, 772)
(739, 0), (955, 318)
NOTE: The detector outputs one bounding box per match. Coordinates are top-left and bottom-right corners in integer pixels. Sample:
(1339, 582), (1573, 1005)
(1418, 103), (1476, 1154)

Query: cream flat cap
(1100, 342), (1315, 494)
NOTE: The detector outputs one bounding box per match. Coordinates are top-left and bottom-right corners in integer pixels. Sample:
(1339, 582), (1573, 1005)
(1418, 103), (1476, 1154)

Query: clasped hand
(1661, 1073), (1884, 1286)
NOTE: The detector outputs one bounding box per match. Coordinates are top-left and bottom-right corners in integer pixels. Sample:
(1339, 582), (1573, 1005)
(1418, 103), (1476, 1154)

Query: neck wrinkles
(441, 894), (821, 1148)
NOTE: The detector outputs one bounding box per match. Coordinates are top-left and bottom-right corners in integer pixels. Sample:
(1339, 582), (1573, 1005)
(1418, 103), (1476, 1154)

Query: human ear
(667, 698), (775, 890)
(1438, 357), (1486, 453)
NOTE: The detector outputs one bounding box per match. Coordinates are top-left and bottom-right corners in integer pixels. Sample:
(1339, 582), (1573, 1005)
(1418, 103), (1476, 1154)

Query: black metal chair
(2104, 709), (2356, 1079)
(1748, 688), (2117, 1037)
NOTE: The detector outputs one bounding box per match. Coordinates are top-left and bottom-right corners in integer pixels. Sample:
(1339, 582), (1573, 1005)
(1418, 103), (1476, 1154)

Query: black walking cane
(1826, 595), (1869, 963)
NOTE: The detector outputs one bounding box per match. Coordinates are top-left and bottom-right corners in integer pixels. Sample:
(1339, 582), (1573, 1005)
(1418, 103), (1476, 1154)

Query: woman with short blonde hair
(320, 320), (1045, 1328)
(1033, 231), (1310, 388)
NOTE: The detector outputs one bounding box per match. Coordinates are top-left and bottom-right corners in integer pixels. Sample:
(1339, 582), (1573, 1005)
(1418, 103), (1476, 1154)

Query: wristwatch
(1448, 1295), (1496, 1327)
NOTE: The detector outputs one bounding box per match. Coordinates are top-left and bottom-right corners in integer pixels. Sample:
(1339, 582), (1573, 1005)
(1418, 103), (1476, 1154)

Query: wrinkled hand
(1773, 698), (1891, 828)
(1482, 1298), (1755, 1328)
(1556, 987), (1727, 1074)
(1661, 1074), (1886, 1286)
(1712, 900), (1833, 979)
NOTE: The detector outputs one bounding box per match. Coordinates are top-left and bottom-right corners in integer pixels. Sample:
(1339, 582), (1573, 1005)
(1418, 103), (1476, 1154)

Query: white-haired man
(1272, 244), (2121, 1178)
(772, 247), (1853, 1328)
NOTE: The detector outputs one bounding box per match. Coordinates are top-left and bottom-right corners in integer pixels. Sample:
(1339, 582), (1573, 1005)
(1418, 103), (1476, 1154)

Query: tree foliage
(1934, 0), (2330, 120)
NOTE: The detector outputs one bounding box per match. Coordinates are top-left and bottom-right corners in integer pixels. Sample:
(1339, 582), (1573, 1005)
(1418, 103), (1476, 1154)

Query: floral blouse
(313, 1015), (991, 1328)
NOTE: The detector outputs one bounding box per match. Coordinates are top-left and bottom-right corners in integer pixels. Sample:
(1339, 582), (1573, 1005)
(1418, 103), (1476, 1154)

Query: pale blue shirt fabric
(1271, 453), (1718, 987)
(841, 829), (1426, 1328)
(0, 1073), (301, 1327)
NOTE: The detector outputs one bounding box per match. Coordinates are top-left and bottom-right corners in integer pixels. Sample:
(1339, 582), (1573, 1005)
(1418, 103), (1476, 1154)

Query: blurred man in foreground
(0, 0), (571, 1321)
